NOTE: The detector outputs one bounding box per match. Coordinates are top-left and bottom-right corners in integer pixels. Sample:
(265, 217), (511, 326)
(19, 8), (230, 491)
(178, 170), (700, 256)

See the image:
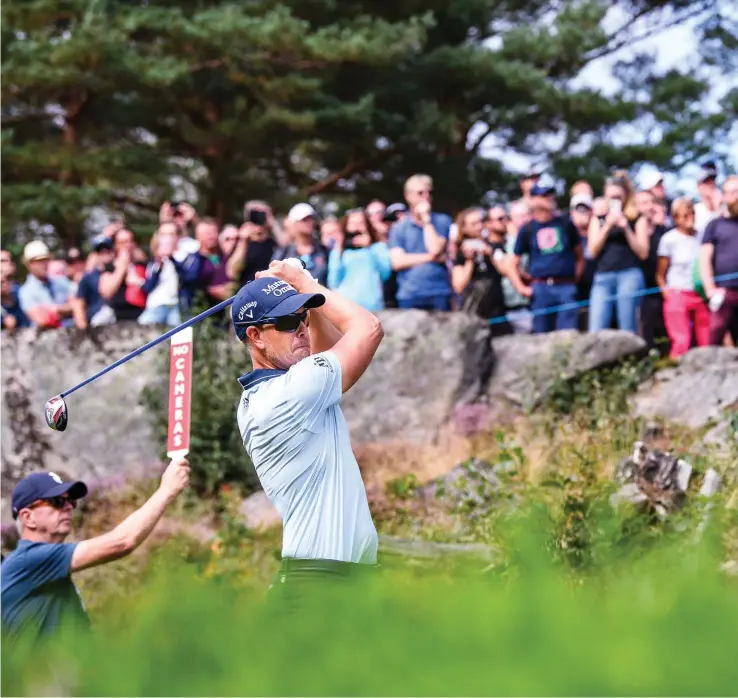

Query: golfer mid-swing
(232, 259), (384, 583)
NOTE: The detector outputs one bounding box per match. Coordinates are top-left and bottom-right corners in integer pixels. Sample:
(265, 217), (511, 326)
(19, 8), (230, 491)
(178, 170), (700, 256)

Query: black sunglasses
(29, 495), (77, 512)
(244, 310), (309, 333)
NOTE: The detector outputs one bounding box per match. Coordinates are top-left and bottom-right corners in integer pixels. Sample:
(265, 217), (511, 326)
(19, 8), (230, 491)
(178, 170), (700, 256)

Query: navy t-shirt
(389, 213), (452, 300)
(702, 216), (738, 288)
(1, 541), (89, 643)
(514, 216), (580, 280)
(76, 270), (104, 322)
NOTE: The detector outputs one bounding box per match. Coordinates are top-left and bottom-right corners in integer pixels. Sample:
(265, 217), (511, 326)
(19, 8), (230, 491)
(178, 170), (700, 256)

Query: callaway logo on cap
(231, 277), (325, 340)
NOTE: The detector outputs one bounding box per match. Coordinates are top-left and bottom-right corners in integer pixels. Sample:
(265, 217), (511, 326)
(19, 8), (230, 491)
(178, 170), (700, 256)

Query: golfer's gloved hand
(159, 457), (191, 499)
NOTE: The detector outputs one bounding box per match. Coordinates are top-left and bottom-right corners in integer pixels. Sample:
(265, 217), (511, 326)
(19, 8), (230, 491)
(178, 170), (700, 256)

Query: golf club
(43, 258), (309, 432)
(44, 296), (234, 432)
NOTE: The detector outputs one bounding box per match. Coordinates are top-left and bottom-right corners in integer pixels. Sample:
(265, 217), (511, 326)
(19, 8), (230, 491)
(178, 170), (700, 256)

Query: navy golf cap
(231, 277), (325, 340)
(11, 472), (88, 519)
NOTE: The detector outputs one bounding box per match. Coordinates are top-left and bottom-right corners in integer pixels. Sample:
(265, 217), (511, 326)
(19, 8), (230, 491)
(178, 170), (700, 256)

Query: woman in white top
(655, 198), (710, 359)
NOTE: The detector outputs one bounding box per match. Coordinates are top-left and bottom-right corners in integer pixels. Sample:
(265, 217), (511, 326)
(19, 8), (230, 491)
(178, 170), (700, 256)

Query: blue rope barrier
(488, 272), (738, 326)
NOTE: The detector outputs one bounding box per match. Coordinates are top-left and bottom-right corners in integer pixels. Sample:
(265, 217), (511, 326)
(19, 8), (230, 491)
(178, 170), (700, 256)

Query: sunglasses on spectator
(28, 496), (77, 512)
(222, 236), (237, 243)
(248, 310), (309, 333)
(412, 190), (432, 197)
(489, 215), (508, 222)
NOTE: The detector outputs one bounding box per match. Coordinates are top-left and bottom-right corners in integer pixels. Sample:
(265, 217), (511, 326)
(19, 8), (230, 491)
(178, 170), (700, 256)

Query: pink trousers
(663, 290), (710, 359)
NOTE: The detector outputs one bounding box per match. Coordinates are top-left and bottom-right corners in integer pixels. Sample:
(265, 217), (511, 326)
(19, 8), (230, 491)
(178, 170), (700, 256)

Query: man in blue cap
(1, 459), (190, 643)
(231, 258), (384, 600)
(508, 178), (584, 333)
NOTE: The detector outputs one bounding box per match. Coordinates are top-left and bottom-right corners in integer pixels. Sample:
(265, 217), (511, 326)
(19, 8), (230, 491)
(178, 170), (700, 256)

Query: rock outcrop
(1, 325), (166, 486)
(0, 317), (691, 501)
(633, 348), (738, 440)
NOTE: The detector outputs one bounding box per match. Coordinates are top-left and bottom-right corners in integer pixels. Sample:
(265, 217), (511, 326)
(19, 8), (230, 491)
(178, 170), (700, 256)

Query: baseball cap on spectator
(570, 193), (593, 210)
(386, 203), (407, 216)
(287, 203), (317, 222)
(23, 241), (51, 263)
(522, 167), (543, 179)
(65, 247), (86, 264)
(530, 175), (556, 196)
(697, 161), (718, 183)
(91, 234), (114, 252)
(231, 277), (325, 340)
(11, 472), (88, 519)
(640, 170), (664, 191)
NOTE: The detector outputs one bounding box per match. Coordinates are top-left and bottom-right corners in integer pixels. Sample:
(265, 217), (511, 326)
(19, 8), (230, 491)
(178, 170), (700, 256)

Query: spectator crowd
(2, 162), (737, 358)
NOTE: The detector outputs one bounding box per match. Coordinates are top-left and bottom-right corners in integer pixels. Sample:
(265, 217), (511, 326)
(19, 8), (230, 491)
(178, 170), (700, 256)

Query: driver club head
(45, 395), (69, 432)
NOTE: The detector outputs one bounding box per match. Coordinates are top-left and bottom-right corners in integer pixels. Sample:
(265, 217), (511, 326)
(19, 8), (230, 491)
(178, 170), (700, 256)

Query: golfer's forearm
(302, 279), (379, 338)
(309, 307), (344, 353)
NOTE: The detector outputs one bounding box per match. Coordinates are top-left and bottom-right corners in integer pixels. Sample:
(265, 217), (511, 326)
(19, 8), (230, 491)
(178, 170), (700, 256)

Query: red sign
(167, 327), (193, 459)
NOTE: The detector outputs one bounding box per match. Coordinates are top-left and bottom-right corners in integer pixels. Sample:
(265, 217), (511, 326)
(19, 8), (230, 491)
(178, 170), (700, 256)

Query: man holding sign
(2, 461), (190, 645)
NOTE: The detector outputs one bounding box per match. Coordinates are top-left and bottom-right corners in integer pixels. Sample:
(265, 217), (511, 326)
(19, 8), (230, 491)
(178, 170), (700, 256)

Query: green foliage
(385, 472), (419, 500)
(140, 305), (258, 497)
(544, 353), (657, 421)
(3, 0), (737, 249)
(4, 509), (738, 696)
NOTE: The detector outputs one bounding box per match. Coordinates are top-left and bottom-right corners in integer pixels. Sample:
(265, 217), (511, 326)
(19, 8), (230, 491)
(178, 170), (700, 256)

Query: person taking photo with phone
(98, 229), (148, 323)
(226, 202), (281, 285)
(587, 176), (649, 333)
(327, 208), (392, 311)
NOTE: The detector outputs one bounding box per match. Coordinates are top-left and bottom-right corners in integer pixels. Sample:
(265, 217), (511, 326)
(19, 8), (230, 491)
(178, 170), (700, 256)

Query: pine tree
(2, 0), (735, 251)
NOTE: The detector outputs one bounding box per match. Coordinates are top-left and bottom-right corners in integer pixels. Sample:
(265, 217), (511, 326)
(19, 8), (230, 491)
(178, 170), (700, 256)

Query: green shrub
(4, 511), (738, 697)
(140, 304), (259, 497)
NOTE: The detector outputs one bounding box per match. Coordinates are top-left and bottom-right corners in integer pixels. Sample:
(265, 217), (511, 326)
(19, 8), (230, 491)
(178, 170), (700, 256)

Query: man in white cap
(640, 170), (667, 205)
(18, 241), (74, 329)
(273, 203), (329, 285)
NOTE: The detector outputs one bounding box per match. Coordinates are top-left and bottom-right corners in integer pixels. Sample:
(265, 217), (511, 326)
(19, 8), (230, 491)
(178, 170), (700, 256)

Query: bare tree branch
(585, 2), (713, 63)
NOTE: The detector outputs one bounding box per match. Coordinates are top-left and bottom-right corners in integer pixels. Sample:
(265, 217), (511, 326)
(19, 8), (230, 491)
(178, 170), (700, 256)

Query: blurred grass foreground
(4, 506), (738, 697)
